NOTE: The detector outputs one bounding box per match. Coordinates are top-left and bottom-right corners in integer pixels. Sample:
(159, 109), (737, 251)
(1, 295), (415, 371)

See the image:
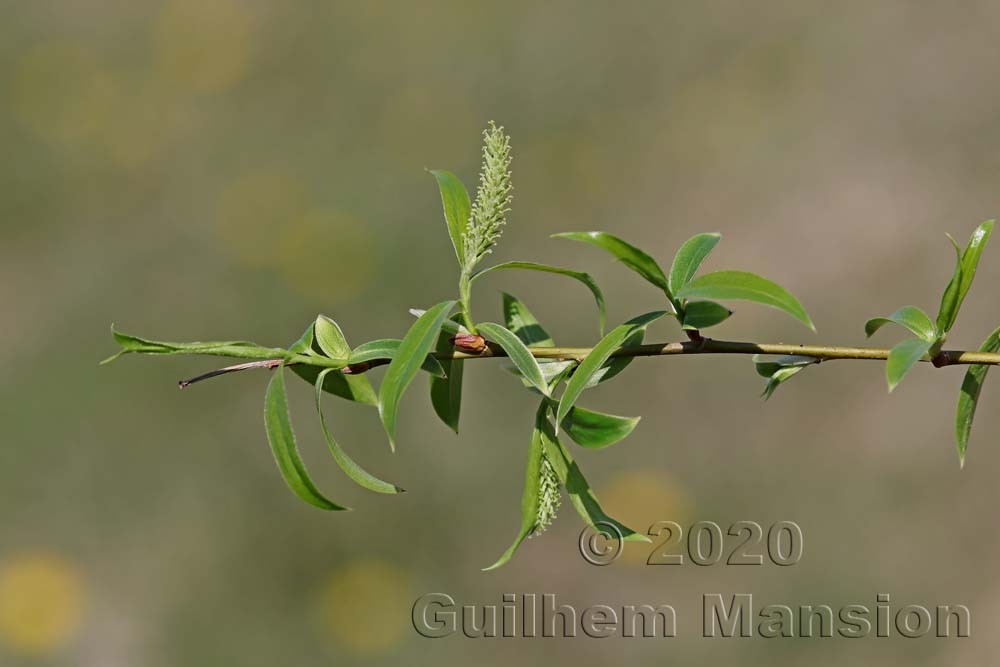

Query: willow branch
(449, 339), (994, 365)
(176, 338), (1000, 387)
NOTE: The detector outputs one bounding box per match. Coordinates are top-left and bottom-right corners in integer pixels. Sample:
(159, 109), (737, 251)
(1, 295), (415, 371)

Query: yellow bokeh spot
(276, 210), (377, 304)
(0, 551), (85, 655)
(316, 560), (409, 656)
(154, 0), (254, 94)
(12, 43), (116, 145)
(216, 168), (308, 268)
(598, 470), (690, 566)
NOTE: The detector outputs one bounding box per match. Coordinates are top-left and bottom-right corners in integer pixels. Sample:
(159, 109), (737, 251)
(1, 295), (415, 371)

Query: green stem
(458, 269), (477, 334)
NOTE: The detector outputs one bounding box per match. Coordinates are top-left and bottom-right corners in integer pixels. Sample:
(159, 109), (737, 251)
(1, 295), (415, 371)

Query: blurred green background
(3, 1), (1000, 664)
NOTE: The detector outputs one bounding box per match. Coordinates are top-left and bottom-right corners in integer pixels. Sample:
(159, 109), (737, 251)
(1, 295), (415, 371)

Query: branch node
(932, 352), (953, 368)
(342, 361), (373, 375)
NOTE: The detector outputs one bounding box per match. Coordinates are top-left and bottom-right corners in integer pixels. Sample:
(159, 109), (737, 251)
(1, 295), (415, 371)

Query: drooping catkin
(533, 454), (561, 535)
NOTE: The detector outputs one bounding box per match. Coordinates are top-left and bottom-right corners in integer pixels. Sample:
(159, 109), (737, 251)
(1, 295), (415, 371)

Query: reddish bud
(451, 333), (487, 354)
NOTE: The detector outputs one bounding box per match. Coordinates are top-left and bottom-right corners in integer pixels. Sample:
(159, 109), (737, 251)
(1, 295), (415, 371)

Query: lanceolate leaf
(556, 311), (668, 429)
(502, 292), (554, 347)
(681, 300), (732, 330)
(103, 326), (280, 364)
(752, 354), (818, 378)
(430, 315), (465, 433)
(955, 221), (994, 319)
(676, 270), (815, 331)
(864, 306), (937, 343)
(761, 366), (806, 400)
(410, 308), (469, 336)
(500, 293), (581, 392)
(477, 322), (549, 396)
(544, 399), (639, 449)
(290, 365), (377, 406)
(936, 236), (964, 337)
(537, 360), (577, 388)
(752, 354), (818, 400)
(287, 323), (316, 356)
(669, 232), (721, 295)
(484, 406), (547, 571)
(936, 220), (995, 334)
(315, 369), (403, 494)
(314, 315), (351, 361)
(430, 169), (472, 266)
(264, 366), (347, 511)
(537, 415), (646, 542)
(582, 326), (646, 389)
(378, 300), (456, 450)
(472, 261), (606, 335)
(956, 325), (1000, 467)
(886, 338), (932, 392)
(349, 339), (447, 378)
(553, 231), (670, 297)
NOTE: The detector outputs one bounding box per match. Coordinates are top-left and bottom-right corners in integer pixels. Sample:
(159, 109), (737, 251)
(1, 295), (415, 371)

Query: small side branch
(179, 359), (285, 388)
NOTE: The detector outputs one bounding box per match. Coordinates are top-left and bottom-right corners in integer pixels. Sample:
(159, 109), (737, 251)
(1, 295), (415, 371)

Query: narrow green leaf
(477, 322), (550, 396)
(472, 262), (606, 335)
(864, 306), (937, 343)
(484, 406), (547, 570)
(349, 339), (446, 378)
(582, 327), (645, 389)
(752, 354), (818, 379)
(936, 220), (994, 334)
(348, 339), (405, 364)
(430, 315), (465, 433)
(314, 315), (351, 361)
(936, 236), (964, 336)
(956, 325), (1000, 467)
(502, 292), (555, 347)
(544, 399), (639, 449)
(886, 338), (932, 392)
(538, 415), (647, 542)
(553, 231), (670, 297)
(503, 359), (577, 391)
(410, 308), (469, 336)
(556, 311), (668, 429)
(761, 366), (806, 400)
(315, 369), (403, 494)
(501, 292), (572, 390)
(103, 326), (279, 363)
(752, 354), (818, 400)
(676, 270), (815, 331)
(429, 169), (472, 266)
(539, 360), (577, 387)
(681, 300), (732, 330)
(378, 300), (456, 450)
(290, 365), (377, 406)
(956, 220), (994, 314)
(287, 323), (316, 356)
(264, 366), (347, 511)
(668, 232), (721, 295)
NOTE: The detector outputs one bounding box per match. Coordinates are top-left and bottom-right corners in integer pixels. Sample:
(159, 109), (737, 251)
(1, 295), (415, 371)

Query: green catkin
(533, 454), (561, 535)
(463, 121), (512, 270)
